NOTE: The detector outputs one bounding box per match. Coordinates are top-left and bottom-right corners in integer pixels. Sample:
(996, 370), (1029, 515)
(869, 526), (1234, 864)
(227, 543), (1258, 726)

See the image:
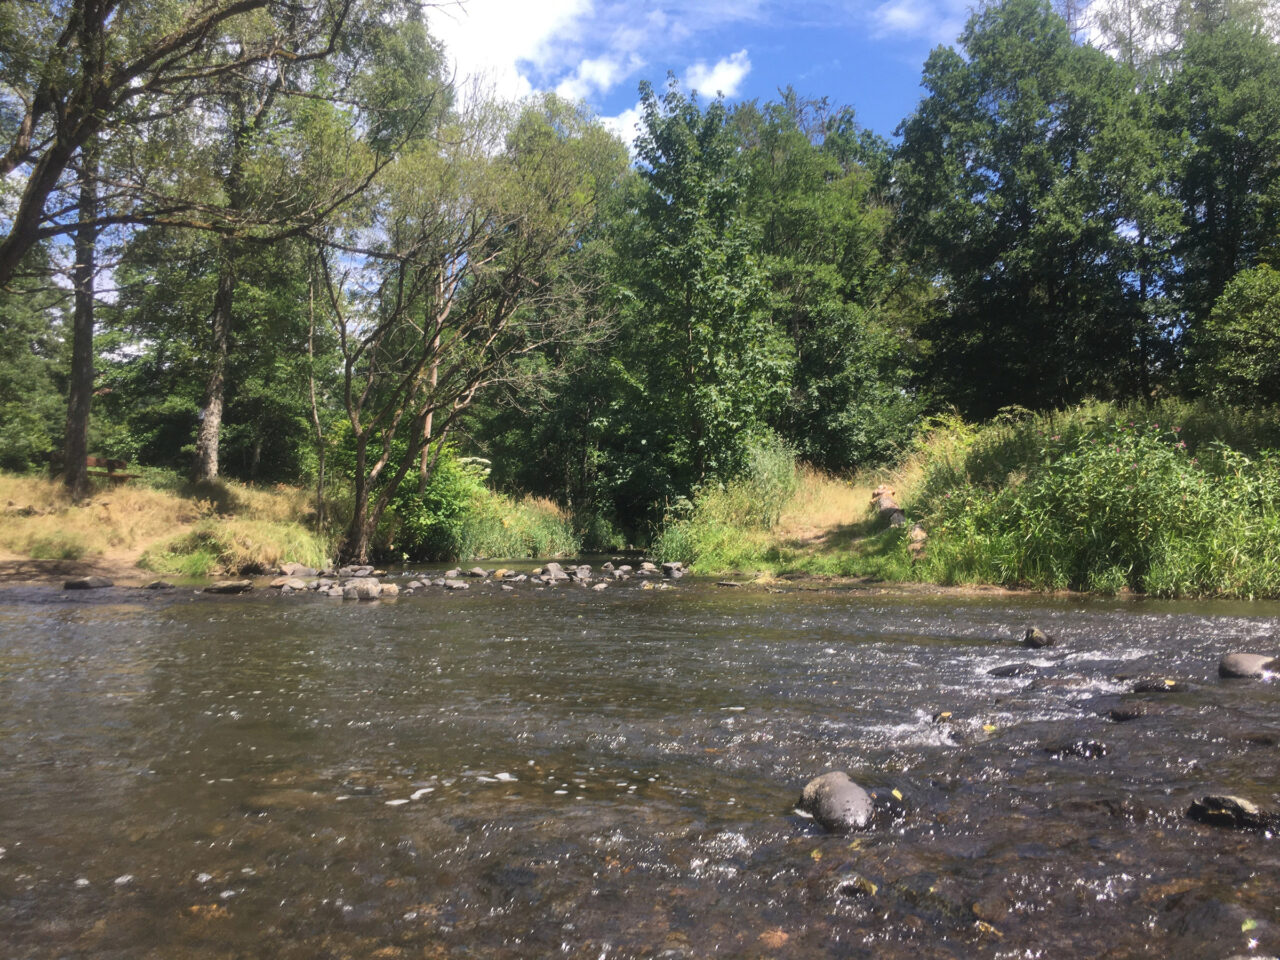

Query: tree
(735, 92), (920, 469)
(1160, 20), (1280, 340)
(321, 95), (627, 562)
(1194, 263), (1280, 403)
(895, 0), (1170, 416)
(0, 0), (362, 288)
(609, 80), (790, 509)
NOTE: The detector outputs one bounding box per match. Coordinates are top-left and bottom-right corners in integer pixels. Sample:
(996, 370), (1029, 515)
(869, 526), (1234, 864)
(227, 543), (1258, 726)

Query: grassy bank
(656, 400), (1280, 598)
(0, 472), (330, 579)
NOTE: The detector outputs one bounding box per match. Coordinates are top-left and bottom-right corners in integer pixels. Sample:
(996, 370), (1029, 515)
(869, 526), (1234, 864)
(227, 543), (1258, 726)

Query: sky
(425, 0), (979, 146)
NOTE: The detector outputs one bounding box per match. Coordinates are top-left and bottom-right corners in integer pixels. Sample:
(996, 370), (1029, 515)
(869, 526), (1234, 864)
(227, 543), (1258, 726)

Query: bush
(653, 434), (798, 566)
(918, 416), (1280, 596)
(390, 452), (578, 561)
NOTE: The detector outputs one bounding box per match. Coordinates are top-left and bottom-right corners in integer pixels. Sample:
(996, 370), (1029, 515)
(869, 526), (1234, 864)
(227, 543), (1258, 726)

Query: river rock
(1187, 794), (1280, 832)
(271, 576), (309, 590)
(1131, 677), (1190, 693)
(799, 772), (874, 832)
(65, 576), (113, 590)
(1022, 627), (1054, 648)
(379, 583), (400, 598)
(143, 579), (173, 590)
(279, 562), (319, 578)
(572, 564), (592, 580)
(618, 565), (633, 573)
(205, 580), (253, 594)
(602, 562), (615, 572)
(1218, 653), (1276, 679)
(640, 562), (658, 574)
(444, 568), (462, 578)
(337, 564), (374, 578)
(342, 578), (381, 600)
(1108, 705), (1147, 722)
(542, 562), (569, 581)
(466, 567), (488, 578)
(591, 582), (608, 591)
(444, 579), (469, 590)
(640, 580), (656, 590)
(325, 586), (344, 598)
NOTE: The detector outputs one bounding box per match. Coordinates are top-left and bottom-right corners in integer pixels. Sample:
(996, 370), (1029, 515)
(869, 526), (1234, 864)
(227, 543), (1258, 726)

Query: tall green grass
(653, 435), (800, 569)
(389, 452), (578, 561)
(908, 403), (1280, 597)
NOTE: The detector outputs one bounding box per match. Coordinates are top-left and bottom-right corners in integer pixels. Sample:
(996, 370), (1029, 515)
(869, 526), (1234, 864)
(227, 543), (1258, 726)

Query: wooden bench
(85, 456), (140, 484)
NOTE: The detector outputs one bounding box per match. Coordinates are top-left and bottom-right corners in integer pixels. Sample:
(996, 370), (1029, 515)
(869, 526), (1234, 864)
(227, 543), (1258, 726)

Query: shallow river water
(1, 574), (1279, 959)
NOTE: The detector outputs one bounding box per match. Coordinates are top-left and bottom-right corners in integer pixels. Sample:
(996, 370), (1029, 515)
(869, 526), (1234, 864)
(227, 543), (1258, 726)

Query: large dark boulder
(1188, 795), (1280, 832)
(799, 772), (874, 832)
(1022, 627), (1054, 648)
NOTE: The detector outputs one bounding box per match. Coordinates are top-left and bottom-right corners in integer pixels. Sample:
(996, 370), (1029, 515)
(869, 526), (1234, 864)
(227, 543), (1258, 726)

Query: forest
(3, 0), (1280, 594)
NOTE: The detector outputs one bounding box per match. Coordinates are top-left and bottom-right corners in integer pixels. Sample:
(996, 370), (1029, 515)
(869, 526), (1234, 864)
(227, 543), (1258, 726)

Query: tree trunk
(64, 138), (98, 502)
(194, 246), (235, 480)
(339, 436), (372, 563)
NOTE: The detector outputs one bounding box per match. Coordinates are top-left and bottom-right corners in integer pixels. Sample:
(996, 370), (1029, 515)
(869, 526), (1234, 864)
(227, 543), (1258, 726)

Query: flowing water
(1, 574), (1279, 959)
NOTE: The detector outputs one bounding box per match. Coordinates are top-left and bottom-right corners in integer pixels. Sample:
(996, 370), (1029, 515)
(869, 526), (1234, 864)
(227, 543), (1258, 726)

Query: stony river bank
(2, 577), (1278, 957)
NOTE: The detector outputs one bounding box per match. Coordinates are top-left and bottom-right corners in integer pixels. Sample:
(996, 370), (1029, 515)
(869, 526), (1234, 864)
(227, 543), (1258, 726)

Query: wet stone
(1131, 677), (1190, 694)
(1187, 794), (1280, 832)
(143, 579), (173, 590)
(1108, 705), (1147, 722)
(204, 580), (253, 594)
(1218, 653), (1275, 679)
(444, 580), (469, 591)
(65, 576), (112, 590)
(1022, 626), (1055, 648)
(800, 772), (874, 832)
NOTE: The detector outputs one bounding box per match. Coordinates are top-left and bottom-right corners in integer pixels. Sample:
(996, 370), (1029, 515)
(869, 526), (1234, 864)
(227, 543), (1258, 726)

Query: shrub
(919, 417), (1280, 596)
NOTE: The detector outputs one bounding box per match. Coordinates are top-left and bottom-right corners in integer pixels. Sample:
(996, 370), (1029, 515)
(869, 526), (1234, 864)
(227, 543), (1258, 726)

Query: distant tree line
(2, 0), (1278, 557)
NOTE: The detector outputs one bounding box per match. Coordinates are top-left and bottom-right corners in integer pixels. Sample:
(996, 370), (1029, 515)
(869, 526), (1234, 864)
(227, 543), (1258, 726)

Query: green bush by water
(911, 407), (1280, 597)
(653, 435), (800, 568)
(390, 452), (578, 561)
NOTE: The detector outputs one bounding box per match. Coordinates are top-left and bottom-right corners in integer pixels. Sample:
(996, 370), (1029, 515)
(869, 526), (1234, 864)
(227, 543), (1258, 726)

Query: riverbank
(0, 472), (328, 584)
(657, 400), (1280, 599)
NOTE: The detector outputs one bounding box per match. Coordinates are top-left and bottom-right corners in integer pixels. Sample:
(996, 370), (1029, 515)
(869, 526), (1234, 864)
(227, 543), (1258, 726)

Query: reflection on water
(1, 579), (1279, 958)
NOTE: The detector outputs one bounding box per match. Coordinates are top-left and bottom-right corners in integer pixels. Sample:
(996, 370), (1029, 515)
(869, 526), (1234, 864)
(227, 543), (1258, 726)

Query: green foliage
(653, 435), (799, 565)
(1161, 20), (1280, 332)
(912, 406), (1280, 596)
(0, 258), (65, 470)
(896, 0), (1175, 416)
(1195, 264), (1280, 403)
(389, 452), (578, 561)
(141, 518), (331, 577)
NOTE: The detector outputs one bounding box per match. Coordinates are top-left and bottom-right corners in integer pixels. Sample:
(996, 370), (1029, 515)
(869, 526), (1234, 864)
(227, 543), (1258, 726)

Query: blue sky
(426, 0), (978, 144)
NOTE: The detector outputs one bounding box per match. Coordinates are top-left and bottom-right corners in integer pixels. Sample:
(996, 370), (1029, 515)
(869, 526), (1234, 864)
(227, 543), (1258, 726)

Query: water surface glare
(2, 580), (1279, 958)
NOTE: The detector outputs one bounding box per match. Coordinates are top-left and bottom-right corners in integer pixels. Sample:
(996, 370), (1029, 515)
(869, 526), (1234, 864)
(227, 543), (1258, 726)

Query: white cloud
(683, 49), (752, 98)
(870, 0), (967, 45)
(555, 52), (646, 102)
(599, 102), (644, 147)
(427, 0), (594, 102)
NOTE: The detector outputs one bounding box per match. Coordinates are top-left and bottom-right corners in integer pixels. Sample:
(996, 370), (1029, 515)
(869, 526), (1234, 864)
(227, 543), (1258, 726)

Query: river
(1, 574), (1278, 958)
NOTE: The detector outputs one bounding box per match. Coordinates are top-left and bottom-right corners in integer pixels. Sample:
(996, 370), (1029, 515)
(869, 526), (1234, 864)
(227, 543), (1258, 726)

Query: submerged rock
(64, 576), (112, 590)
(1022, 626), (1055, 648)
(143, 579), (173, 590)
(1187, 794), (1280, 832)
(1108, 705), (1147, 722)
(799, 772), (874, 832)
(1131, 677), (1190, 693)
(204, 579), (253, 594)
(591, 582), (608, 592)
(1218, 653), (1275, 679)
